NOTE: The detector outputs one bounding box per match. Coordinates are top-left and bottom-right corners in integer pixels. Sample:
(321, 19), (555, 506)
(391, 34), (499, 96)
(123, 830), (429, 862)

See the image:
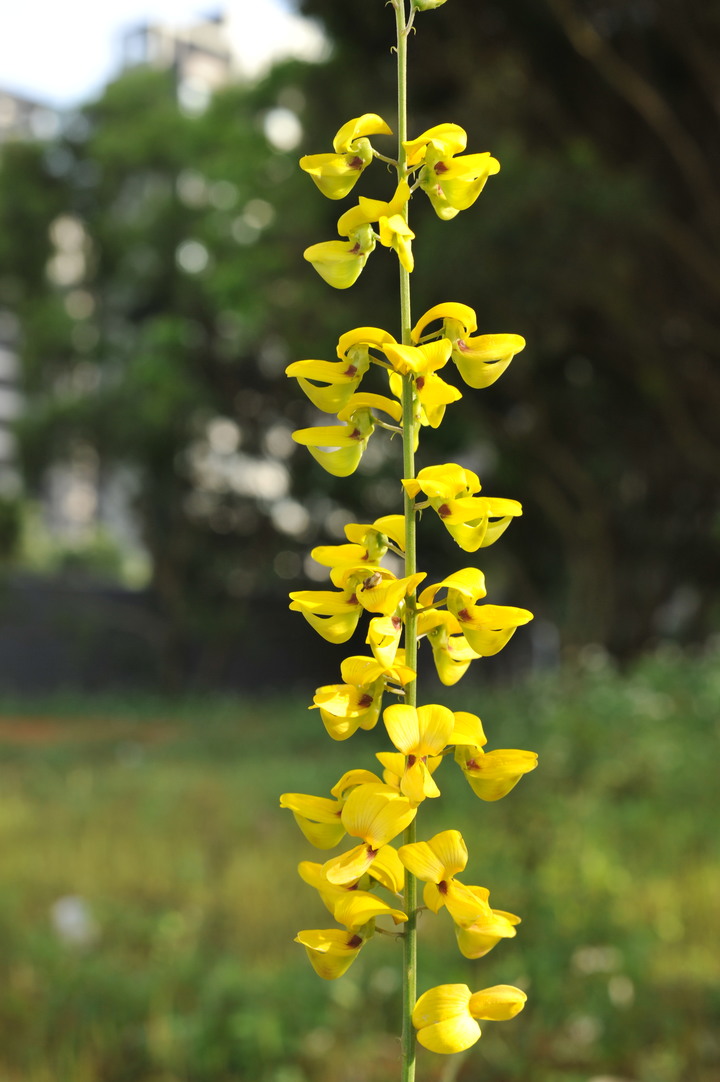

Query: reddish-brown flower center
(358, 693), (373, 709)
(437, 504), (451, 519)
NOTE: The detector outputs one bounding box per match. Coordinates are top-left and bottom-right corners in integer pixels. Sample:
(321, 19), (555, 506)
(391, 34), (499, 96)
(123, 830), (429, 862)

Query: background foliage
(0, 649), (718, 1081)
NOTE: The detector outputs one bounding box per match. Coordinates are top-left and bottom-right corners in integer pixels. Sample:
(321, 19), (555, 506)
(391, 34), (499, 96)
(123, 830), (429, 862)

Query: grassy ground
(0, 646), (718, 1082)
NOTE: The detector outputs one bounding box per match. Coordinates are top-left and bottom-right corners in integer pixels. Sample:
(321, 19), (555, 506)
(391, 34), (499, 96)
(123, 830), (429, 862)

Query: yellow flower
(299, 113), (393, 199)
(419, 570), (534, 656)
(413, 983), (527, 1054)
(288, 585), (363, 644)
(455, 906), (521, 959)
(403, 124), (467, 168)
(291, 392), (401, 477)
(383, 703), (456, 802)
(398, 828), (491, 925)
(280, 768), (382, 848)
(298, 862), (407, 928)
(455, 745), (539, 801)
(310, 513), (405, 575)
(338, 180), (415, 273)
(312, 652), (415, 741)
(403, 464), (522, 551)
(285, 326), (398, 414)
(403, 124), (499, 220)
(324, 783), (417, 885)
(411, 301), (525, 389)
(303, 235), (374, 290)
(383, 339), (461, 429)
(295, 928), (366, 980)
(417, 609), (481, 686)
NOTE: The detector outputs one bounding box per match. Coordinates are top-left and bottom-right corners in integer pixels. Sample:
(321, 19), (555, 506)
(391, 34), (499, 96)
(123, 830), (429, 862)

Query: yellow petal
(403, 123), (467, 167)
(453, 333), (525, 389)
(340, 782), (416, 848)
(449, 711), (487, 747)
(411, 302), (477, 344)
(412, 984), (481, 1054)
(468, 985), (527, 1021)
(333, 113), (393, 154)
(368, 843), (405, 892)
(295, 928), (364, 980)
(303, 240), (369, 289)
(460, 748), (538, 801)
(333, 890), (407, 929)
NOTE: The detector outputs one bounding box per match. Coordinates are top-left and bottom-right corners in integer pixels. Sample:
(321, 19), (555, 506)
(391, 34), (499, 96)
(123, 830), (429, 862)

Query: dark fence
(0, 573), (550, 695)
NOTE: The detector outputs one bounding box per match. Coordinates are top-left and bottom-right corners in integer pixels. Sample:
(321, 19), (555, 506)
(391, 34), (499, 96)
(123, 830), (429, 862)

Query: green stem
(395, 5), (417, 1082)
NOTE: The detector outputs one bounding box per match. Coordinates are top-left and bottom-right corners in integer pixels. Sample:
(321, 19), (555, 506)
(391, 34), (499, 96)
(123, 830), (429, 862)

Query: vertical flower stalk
(282, 2), (537, 1079)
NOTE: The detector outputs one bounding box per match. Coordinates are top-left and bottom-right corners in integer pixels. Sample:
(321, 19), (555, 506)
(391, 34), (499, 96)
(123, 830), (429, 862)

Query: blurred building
(120, 10), (236, 113)
(0, 88), (59, 144)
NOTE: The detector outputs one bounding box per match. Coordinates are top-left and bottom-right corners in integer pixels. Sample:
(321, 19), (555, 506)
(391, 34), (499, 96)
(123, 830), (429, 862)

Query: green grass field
(0, 647), (718, 1082)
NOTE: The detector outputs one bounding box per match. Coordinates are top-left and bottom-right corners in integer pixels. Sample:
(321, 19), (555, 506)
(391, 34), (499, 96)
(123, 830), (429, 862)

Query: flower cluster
(280, 0), (536, 1067)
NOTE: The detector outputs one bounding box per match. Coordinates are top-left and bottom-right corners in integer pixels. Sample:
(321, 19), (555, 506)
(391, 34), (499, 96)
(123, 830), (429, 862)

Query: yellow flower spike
(412, 984), (527, 1054)
(295, 928), (366, 980)
(403, 123), (468, 169)
(453, 602), (535, 657)
(452, 332), (526, 389)
(299, 113), (393, 200)
(411, 301), (478, 345)
(419, 147), (500, 221)
(324, 783), (417, 885)
(455, 907), (521, 959)
(456, 746), (539, 801)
